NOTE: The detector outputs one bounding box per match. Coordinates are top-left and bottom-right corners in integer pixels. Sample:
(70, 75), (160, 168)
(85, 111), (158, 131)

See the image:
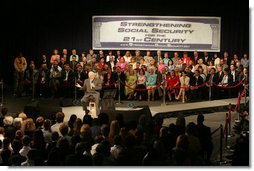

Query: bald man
(77, 71), (102, 115)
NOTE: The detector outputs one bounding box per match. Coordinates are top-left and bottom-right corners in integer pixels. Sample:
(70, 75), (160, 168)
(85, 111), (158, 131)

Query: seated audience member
(106, 55), (116, 72)
(136, 69), (147, 101)
(3, 116), (15, 142)
(75, 64), (86, 87)
(156, 67), (167, 98)
(158, 59), (166, 72)
(87, 49), (97, 63)
(171, 134), (190, 166)
(123, 50), (132, 63)
(134, 50), (143, 63)
(19, 135), (31, 159)
(65, 142), (93, 166)
(69, 55), (79, 71)
(24, 61), (39, 96)
(98, 57), (106, 71)
(50, 49), (61, 64)
(194, 58), (208, 76)
(163, 52), (170, 66)
(181, 52), (191, 66)
(61, 49), (68, 62)
(21, 118), (36, 138)
(176, 71), (190, 103)
(69, 49), (79, 62)
(38, 64), (50, 97)
(166, 70), (179, 101)
(154, 50), (163, 65)
(51, 112), (65, 136)
(146, 68), (157, 101)
(58, 57), (66, 70)
(80, 53), (87, 69)
(125, 69), (137, 100)
(40, 55), (49, 69)
(106, 50), (115, 62)
(97, 50), (105, 60)
(241, 53), (249, 68)
(1, 137), (12, 166)
(129, 57), (137, 70)
(218, 68), (233, 98)
(116, 57), (128, 72)
(11, 139), (26, 166)
(60, 63), (74, 98)
(49, 61), (62, 97)
(42, 119), (52, 144)
(189, 70), (203, 101)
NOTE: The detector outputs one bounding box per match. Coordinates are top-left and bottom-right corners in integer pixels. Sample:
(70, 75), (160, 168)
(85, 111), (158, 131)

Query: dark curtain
(0, 0), (249, 83)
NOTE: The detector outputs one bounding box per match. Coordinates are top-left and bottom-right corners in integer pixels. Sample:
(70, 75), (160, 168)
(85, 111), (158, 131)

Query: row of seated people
(17, 55), (248, 102)
(0, 107), (214, 166)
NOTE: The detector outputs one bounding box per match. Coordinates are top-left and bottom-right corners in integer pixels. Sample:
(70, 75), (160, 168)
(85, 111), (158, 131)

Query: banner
(92, 16), (221, 51)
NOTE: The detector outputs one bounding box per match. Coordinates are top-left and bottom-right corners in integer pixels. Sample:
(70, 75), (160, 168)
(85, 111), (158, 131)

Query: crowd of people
(13, 49), (249, 102)
(0, 106), (216, 166)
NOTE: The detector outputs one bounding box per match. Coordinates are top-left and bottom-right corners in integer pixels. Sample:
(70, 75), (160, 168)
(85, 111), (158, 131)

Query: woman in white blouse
(176, 71), (190, 103)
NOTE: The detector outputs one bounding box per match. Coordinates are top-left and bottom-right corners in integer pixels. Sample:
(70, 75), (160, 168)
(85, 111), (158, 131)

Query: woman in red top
(98, 57), (105, 71)
(181, 52), (191, 66)
(166, 70), (179, 101)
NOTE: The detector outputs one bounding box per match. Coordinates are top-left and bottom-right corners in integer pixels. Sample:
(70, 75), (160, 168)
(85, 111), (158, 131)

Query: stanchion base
(216, 160), (229, 166)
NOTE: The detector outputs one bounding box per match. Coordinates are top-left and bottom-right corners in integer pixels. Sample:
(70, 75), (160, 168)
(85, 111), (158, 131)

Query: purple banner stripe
(93, 16), (220, 24)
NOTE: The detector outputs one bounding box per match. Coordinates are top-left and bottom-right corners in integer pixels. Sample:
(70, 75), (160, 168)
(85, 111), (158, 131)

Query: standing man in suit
(78, 71), (102, 116)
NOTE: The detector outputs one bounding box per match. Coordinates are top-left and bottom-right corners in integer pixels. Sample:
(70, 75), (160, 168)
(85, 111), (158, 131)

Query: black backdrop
(0, 0), (249, 84)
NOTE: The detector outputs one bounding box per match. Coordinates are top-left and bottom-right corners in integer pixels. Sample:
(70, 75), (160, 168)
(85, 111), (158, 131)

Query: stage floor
(61, 97), (248, 122)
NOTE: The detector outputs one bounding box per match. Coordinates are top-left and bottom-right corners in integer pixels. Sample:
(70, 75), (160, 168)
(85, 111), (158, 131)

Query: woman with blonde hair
(109, 120), (120, 146)
(21, 118), (36, 138)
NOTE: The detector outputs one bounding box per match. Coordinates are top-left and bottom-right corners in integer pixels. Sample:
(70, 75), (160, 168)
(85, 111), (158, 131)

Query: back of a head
(18, 112), (27, 121)
(22, 135), (31, 146)
(101, 124), (110, 137)
(68, 114), (77, 128)
(3, 116), (14, 126)
(43, 119), (51, 130)
(176, 134), (189, 150)
(59, 123), (69, 136)
(83, 114), (93, 126)
(55, 112), (65, 123)
(176, 114), (186, 128)
(80, 124), (91, 136)
(75, 142), (86, 155)
(0, 127), (5, 134)
(98, 113), (109, 126)
(12, 139), (22, 153)
(186, 122), (197, 136)
(197, 114), (204, 125)
(35, 116), (44, 128)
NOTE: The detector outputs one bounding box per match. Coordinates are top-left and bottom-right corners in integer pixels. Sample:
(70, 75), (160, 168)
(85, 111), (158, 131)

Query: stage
(61, 97), (249, 122)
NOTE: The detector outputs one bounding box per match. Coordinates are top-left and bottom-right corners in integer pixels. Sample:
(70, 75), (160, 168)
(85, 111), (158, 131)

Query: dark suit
(61, 70), (74, 97)
(81, 78), (102, 115)
(189, 75), (203, 101)
(206, 73), (219, 100)
(106, 61), (116, 71)
(230, 70), (239, 97)
(197, 123), (213, 163)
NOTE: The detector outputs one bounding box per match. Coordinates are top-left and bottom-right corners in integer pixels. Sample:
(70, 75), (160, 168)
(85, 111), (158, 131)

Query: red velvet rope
(102, 78), (245, 91)
(224, 84), (248, 135)
(214, 79), (245, 89)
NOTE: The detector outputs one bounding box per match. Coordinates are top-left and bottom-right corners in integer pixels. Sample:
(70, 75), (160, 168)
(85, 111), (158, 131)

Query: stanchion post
(225, 113), (228, 147)
(162, 74), (167, 105)
(0, 80), (3, 107)
(32, 69), (35, 101)
(228, 103), (231, 136)
(220, 124), (223, 162)
(116, 73), (121, 104)
(244, 76), (247, 107)
(209, 79), (212, 101)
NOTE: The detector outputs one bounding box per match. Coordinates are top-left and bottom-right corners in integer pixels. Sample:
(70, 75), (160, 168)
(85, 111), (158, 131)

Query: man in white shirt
(51, 112), (65, 136)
